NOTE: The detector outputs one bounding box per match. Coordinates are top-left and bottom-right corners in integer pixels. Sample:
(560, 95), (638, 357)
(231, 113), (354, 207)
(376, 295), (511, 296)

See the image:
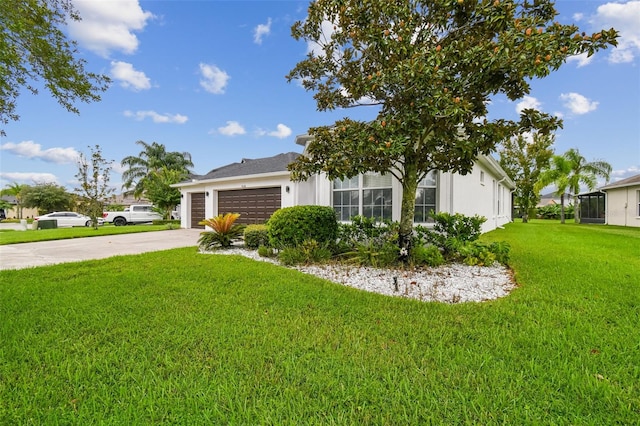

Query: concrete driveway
(0, 228), (201, 271)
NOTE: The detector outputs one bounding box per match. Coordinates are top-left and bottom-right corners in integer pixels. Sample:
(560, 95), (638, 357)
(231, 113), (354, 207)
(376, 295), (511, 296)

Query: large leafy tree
(0, 0), (110, 135)
(0, 182), (29, 219)
(499, 132), (554, 223)
(286, 0), (617, 252)
(75, 145), (115, 229)
(22, 183), (72, 214)
(121, 141), (194, 199)
(536, 148), (611, 223)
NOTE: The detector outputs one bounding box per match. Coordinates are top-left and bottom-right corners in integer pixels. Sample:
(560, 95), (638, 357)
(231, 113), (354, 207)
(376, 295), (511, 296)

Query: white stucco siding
(605, 186), (640, 227)
(443, 160), (513, 233)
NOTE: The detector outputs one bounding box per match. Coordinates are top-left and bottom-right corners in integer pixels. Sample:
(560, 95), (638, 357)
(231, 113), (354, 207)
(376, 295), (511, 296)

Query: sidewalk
(0, 228), (201, 271)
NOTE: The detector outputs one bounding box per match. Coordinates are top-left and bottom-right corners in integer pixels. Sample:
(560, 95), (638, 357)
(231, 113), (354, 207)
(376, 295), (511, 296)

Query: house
(599, 174), (640, 227)
(0, 195), (39, 219)
(173, 135), (515, 233)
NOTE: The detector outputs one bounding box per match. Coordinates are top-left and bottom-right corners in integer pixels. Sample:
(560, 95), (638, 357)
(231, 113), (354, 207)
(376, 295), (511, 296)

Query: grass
(0, 224), (174, 245)
(0, 221), (638, 424)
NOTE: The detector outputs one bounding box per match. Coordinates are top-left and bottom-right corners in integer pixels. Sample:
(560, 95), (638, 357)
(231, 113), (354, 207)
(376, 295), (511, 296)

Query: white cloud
(611, 165), (640, 180)
(0, 172), (58, 184)
(199, 64), (230, 94)
(123, 110), (188, 123)
(560, 92), (599, 115)
(566, 52), (593, 68)
(110, 61), (151, 91)
(592, 1), (640, 64)
(515, 95), (541, 114)
(217, 121), (246, 136)
(573, 12), (584, 21)
(0, 141), (79, 164)
(268, 124), (292, 139)
(68, 0), (154, 57)
(254, 18), (272, 44)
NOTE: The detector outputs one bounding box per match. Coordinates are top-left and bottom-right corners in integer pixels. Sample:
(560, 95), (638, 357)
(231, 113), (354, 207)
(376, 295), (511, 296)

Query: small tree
(144, 167), (187, 220)
(75, 145), (115, 229)
(499, 132), (555, 223)
(286, 0), (617, 255)
(22, 183), (72, 214)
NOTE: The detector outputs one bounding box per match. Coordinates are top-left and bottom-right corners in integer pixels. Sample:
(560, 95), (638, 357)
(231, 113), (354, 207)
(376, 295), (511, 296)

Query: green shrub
(411, 244), (445, 267)
(268, 205), (338, 248)
(337, 215), (391, 252)
(244, 224), (270, 249)
(340, 240), (399, 268)
(257, 245), (276, 258)
(278, 239), (332, 266)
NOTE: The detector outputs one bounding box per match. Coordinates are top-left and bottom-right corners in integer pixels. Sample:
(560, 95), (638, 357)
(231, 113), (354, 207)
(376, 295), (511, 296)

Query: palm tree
(536, 148), (611, 223)
(0, 182), (29, 219)
(120, 141), (193, 198)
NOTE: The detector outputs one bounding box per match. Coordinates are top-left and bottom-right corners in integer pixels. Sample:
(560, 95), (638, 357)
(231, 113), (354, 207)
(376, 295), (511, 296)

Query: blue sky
(1, 0), (639, 194)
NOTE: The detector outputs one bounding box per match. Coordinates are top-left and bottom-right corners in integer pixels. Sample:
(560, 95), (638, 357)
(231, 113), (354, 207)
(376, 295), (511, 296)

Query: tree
(0, 182), (29, 219)
(144, 167), (188, 220)
(0, 0), (110, 135)
(499, 132), (554, 223)
(22, 183), (72, 214)
(121, 141), (194, 199)
(536, 148), (611, 223)
(286, 0), (617, 254)
(75, 145), (115, 229)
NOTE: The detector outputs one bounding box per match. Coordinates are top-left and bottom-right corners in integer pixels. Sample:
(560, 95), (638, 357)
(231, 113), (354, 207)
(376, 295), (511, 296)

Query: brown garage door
(218, 187), (281, 225)
(190, 192), (206, 229)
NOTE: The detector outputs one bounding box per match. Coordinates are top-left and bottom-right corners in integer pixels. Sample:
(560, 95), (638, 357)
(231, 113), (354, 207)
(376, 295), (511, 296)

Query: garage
(218, 187), (281, 225)
(190, 192), (206, 229)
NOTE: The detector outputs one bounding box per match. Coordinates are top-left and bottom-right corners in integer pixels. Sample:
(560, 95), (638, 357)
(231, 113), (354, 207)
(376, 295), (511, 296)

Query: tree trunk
(560, 193), (565, 224)
(399, 162), (419, 260)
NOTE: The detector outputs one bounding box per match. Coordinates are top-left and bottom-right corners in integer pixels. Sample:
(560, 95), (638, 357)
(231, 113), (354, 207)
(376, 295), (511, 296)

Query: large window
(333, 173), (392, 221)
(415, 171), (437, 223)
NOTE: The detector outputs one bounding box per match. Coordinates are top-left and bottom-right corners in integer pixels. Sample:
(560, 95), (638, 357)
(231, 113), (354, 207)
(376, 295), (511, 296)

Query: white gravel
(203, 247), (516, 304)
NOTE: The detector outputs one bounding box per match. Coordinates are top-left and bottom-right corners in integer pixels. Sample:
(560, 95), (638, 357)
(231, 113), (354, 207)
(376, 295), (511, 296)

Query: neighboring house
(173, 135), (515, 233)
(0, 195), (38, 219)
(599, 174), (640, 228)
(537, 192), (573, 207)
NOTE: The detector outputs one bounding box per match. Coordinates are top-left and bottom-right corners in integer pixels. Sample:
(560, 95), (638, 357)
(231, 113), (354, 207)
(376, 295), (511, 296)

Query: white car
(34, 212), (104, 228)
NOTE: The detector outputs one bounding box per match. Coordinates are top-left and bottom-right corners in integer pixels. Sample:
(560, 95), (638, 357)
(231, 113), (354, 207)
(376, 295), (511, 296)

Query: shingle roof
(600, 173), (640, 190)
(193, 152), (300, 181)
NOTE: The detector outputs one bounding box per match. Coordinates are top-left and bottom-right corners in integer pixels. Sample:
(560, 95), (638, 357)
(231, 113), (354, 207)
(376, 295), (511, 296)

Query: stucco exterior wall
(605, 186), (640, 227)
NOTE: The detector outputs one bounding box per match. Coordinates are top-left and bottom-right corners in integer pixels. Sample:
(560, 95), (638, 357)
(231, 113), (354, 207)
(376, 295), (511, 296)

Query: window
(480, 170), (485, 185)
(333, 176), (359, 221)
(333, 173), (392, 221)
(414, 171), (437, 223)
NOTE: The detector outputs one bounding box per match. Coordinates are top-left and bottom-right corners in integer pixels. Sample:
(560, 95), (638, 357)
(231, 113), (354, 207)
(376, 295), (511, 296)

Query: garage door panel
(218, 187), (281, 225)
(190, 192), (206, 229)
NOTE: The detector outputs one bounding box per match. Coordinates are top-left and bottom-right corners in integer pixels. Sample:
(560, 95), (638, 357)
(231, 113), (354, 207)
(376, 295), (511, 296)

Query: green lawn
(0, 221), (638, 424)
(0, 224), (175, 245)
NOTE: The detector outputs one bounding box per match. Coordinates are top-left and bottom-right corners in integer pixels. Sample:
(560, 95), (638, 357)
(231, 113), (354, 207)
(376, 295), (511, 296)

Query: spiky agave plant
(198, 213), (246, 250)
